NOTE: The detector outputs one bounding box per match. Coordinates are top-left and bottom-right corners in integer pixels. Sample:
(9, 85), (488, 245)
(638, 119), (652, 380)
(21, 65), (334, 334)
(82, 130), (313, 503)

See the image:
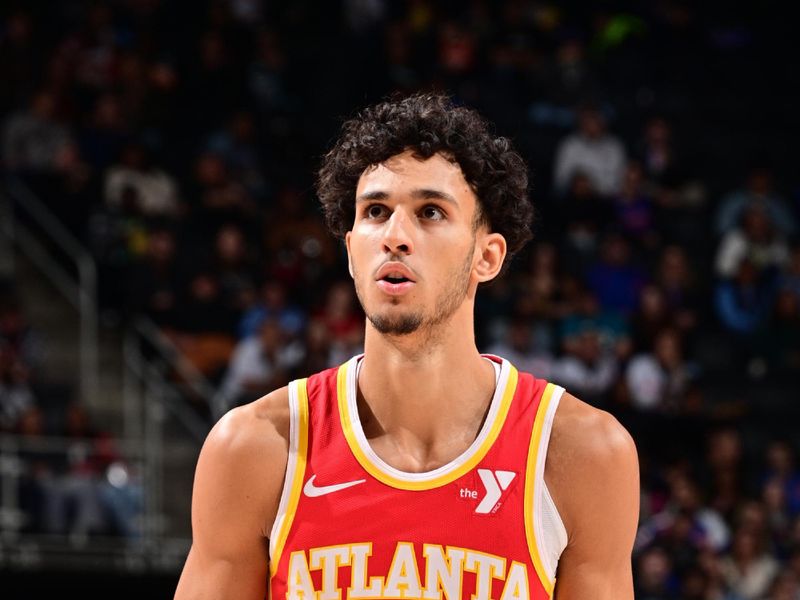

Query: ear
(345, 231), (354, 279)
(474, 232), (507, 283)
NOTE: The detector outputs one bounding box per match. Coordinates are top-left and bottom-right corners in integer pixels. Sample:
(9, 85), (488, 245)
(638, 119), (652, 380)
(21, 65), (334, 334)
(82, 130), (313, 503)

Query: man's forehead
(356, 151), (471, 196)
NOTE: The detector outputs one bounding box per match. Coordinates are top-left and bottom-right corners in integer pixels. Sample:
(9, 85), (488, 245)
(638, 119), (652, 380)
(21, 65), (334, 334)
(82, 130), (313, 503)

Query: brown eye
(366, 204), (387, 219)
(422, 205), (445, 221)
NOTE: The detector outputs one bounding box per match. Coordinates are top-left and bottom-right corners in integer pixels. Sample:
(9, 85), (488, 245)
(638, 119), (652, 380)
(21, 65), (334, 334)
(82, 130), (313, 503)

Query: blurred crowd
(0, 283), (142, 540)
(1, 0), (799, 596)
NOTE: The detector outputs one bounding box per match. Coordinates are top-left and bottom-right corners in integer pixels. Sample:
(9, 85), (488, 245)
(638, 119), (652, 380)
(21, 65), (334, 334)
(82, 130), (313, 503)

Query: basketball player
(174, 94), (639, 599)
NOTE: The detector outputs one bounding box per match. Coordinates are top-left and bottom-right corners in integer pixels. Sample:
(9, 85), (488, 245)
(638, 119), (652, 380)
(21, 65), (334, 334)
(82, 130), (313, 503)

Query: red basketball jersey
(269, 355), (564, 600)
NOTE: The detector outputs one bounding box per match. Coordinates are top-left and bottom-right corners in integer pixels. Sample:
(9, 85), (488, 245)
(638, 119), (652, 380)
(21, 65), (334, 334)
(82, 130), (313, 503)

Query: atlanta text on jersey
(284, 541), (530, 600)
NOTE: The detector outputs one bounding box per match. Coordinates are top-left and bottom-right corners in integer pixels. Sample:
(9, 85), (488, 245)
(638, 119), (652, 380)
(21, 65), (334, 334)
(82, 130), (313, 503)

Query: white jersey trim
(268, 379), (300, 558)
(345, 354), (511, 483)
(535, 386), (568, 581)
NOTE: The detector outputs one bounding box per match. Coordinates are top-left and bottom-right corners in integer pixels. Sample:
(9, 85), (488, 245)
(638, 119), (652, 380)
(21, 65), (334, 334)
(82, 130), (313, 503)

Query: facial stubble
(353, 244), (475, 337)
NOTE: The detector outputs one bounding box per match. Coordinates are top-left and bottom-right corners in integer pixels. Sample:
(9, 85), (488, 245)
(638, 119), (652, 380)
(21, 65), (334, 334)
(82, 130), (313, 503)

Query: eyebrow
(356, 188), (458, 205)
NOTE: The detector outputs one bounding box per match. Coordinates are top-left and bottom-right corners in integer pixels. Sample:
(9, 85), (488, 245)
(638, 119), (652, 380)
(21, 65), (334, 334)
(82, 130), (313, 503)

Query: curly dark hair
(317, 93), (533, 266)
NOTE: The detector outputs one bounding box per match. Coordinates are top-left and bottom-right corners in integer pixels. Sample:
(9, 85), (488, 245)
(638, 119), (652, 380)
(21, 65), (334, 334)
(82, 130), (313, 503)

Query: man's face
(345, 150), (486, 336)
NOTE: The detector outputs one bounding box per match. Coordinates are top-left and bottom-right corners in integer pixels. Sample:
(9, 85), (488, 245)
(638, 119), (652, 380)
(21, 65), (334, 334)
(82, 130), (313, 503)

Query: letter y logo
(475, 469), (516, 514)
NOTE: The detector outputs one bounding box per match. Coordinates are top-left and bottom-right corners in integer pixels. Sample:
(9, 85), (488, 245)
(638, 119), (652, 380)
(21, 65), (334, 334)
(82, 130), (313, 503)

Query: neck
(356, 304), (497, 470)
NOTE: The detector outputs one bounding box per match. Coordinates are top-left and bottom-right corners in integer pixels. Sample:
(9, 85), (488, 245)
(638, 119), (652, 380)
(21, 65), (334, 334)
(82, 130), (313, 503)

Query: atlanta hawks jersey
(269, 355), (565, 600)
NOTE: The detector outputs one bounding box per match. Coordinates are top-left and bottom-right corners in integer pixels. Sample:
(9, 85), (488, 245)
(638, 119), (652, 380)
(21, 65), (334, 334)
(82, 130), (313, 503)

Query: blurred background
(1, 0), (799, 598)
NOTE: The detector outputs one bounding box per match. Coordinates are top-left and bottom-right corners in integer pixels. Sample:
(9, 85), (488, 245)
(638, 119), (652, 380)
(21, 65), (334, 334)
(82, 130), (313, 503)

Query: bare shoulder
(176, 387), (292, 598)
(194, 386), (292, 540)
(547, 392), (637, 470)
(544, 393), (640, 598)
(207, 385), (291, 456)
(545, 392), (639, 535)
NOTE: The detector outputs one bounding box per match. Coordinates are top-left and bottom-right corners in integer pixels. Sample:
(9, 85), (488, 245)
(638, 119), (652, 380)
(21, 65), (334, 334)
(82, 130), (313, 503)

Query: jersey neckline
(336, 354), (519, 490)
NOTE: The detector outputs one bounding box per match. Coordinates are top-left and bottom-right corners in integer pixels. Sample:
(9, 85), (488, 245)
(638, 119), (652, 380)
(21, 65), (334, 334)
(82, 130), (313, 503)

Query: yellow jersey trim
(524, 382), (556, 596)
(270, 378), (309, 576)
(337, 359), (519, 491)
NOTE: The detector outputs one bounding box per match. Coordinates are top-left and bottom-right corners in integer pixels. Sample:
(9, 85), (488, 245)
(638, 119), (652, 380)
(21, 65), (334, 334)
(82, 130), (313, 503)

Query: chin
(368, 310), (424, 336)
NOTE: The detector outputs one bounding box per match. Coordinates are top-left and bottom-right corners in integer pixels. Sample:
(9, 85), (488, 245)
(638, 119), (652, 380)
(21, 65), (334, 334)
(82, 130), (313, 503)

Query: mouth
(376, 279), (415, 296)
(375, 262), (417, 284)
(381, 274), (411, 284)
(375, 269), (416, 296)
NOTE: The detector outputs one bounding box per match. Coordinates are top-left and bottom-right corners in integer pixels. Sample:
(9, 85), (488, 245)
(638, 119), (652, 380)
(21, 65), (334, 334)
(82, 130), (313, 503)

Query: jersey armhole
(540, 480), (568, 581)
(268, 378), (309, 572)
(525, 384), (568, 590)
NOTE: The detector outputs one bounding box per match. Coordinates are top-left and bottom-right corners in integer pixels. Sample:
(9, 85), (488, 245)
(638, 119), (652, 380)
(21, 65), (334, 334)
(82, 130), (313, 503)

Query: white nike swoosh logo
(303, 474), (367, 497)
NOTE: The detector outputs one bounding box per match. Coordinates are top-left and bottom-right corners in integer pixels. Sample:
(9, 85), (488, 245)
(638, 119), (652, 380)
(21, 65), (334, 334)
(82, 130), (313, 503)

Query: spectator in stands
(98, 457), (143, 539)
(298, 318), (335, 377)
(176, 271), (238, 335)
(625, 328), (697, 413)
(513, 242), (564, 353)
(187, 151), (258, 240)
(560, 286), (632, 360)
(475, 271), (517, 344)
(762, 441), (800, 518)
(205, 110), (266, 198)
(61, 402), (141, 539)
(89, 181), (152, 315)
(126, 225), (183, 327)
(0, 296), (44, 371)
(586, 232), (648, 315)
(216, 318), (305, 414)
(437, 20), (477, 81)
(46, 402), (118, 540)
(559, 171), (611, 273)
(679, 566), (712, 600)
(715, 257), (772, 336)
(715, 166), (796, 237)
(1, 90), (74, 173)
(238, 280), (306, 340)
(552, 320), (618, 405)
(695, 549), (727, 599)
(247, 29), (292, 119)
(209, 224), (260, 317)
(486, 318), (554, 379)
(0, 340), (36, 431)
(655, 245), (700, 335)
(529, 37), (598, 128)
(630, 284), (673, 352)
(383, 23), (421, 94)
(78, 93), (130, 170)
(762, 478), (792, 555)
(182, 30), (245, 130)
(15, 405), (58, 534)
(104, 142), (180, 217)
(55, 2), (119, 97)
(611, 161), (659, 252)
(634, 116), (707, 246)
(636, 474), (729, 556)
(314, 281), (364, 365)
(161, 271), (238, 381)
(737, 500), (770, 541)
(767, 573), (800, 600)
(633, 546), (675, 599)
(706, 429), (745, 520)
(553, 102), (627, 197)
(636, 116), (682, 191)
(263, 185), (338, 288)
(715, 204), (789, 280)
(720, 528), (780, 599)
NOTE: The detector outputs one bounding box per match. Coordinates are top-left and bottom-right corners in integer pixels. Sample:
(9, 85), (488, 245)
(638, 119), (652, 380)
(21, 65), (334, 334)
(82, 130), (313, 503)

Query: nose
(381, 207), (414, 255)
